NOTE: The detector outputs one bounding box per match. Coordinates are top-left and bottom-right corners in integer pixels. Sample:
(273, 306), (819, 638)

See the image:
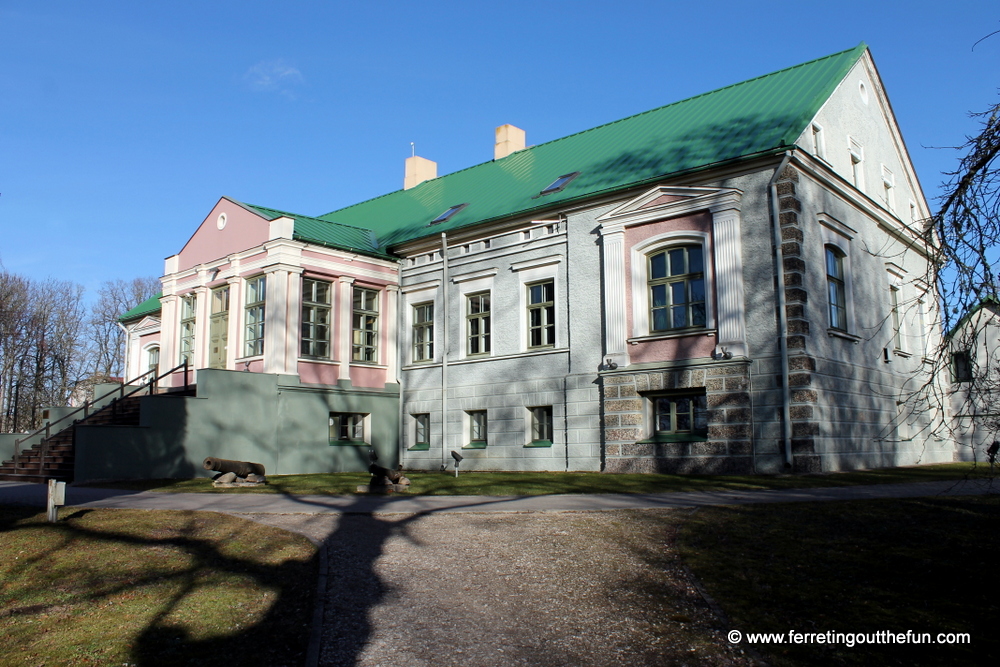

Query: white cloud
(243, 59), (304, 97)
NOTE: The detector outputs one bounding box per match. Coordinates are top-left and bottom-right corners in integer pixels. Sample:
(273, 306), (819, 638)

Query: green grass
(82, 461), (994, 496)
(678, 495), (999, 666)
(0, 506), (317, 666)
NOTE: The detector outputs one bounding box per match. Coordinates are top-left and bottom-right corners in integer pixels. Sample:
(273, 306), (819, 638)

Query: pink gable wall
(176, 199), (270, 272)
(623, 210), (717, 364)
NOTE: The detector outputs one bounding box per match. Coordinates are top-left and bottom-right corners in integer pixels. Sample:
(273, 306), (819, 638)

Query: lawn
(677, 495), (999, 666)
(83, 461), (995, 496)
(0, 506), (317, 666)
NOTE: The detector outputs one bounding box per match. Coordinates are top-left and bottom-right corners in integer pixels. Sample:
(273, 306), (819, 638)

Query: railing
(12, 360), (191, 474)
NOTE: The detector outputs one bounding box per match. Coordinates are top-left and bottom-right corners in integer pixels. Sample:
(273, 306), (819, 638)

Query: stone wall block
(622, 443), (654, 457)
(606, 444), (621, 456)
(692, 442), (728, 456)
(779, 166), (799, 181)
(725, 376), (749, 391)
(620, 413), (643, 425)
(788, 319), (810, 335)
(605, 399), (642, 412)
(728, 441), (752, 455)
(707, 365), (745, 377)
(603, 414), (620, 427)
(792, 422), (819, 437)
(708, 391), (750, 408)
(726, 408), (752, 423)
(788, 356), (816, 371)
(792, 455), (822, 473)
(603, 375), (635, 385)
(785, 288), (808, 303)
(603, 385), (620, 399)
(781, 242), (801, 257)
(634, 374), (649, 392)
(783, 257), (806, 272)
(789, 405), (814, 420)
(786, 304), (804, 319)
(788, 373), (812, 387)
(791, 438), (815, 453)
(791, 389), (818, 403)
(781, 226), (804, 242)
(706, 378), (725, 392)
(605, 427), (642, 442)
(709, 424), (751, 439)
(779, 211), (799, 226)
(648, 373), (664, 390)
(776, 181), (796, 196)
(784, 272), (802, 287)
(691, 370), (706, 385)
(618, 384), (638, 397)
(787, 335), (806, 349)
(779, 196), (802, 212)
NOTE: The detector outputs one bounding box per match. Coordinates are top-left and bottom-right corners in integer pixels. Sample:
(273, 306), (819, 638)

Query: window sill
(638, 433), (709, 443)
(349, 362), (388, 369)
(628, 330), (715, 345)
(463, 442), (487, 449)
(892, 349), (912, 358)
(827, 329), (862, 343)
(407, 443), (430, 451)
(329, 440), (368, 447)
(525, 440), (552, 448)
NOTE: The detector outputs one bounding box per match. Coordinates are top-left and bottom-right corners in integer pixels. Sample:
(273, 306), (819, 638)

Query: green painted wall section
(74, 369), (399, 482)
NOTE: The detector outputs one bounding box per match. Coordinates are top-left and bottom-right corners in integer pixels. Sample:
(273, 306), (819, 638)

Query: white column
(284, 269), (304, 375)
(385, 284), (399, 381)
(337, 276), (355, 381)
(710, 205), (748, 357)
(158, 295), (179, 371)
(263, 268), (288, 374)
(226, 277), (241, 369)
(600, 225), (629, 366)
(194, 284), (211, 370)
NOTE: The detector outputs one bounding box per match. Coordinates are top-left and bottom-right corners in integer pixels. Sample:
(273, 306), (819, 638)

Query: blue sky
(1, 1), (997, 299)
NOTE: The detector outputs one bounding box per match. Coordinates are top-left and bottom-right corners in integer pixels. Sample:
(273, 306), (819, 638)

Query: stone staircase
(0, 396), (144, 484)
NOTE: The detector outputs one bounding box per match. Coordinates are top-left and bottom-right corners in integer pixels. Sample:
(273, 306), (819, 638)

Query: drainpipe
(562, 214), (571, 472)
(769, 151), (794, 468)
(396, 261), (405, 468)
(440, 233), (449, 470)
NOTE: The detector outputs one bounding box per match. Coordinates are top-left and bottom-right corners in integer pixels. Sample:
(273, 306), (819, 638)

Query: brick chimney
(404, 155), (437, 190)
(494, 124), (526, 160)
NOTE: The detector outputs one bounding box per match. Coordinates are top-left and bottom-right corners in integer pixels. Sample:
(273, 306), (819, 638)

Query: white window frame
(881, 164), (896, 212)
(524, 405), (554, 446)
(411, 301), (434, 363)
(244, 275), (266, 358)
(463, 409), (488, 448)
(179, 293), (197, 365)
(848, 137), (865, 192)
(514, 263), (561, 353)
(401, 285), (438, 365)
(811, 122), (826, 160)
(819, 221), (857, 337)
(352, 286), (380, 363)
(630, 231), (714, 339)
(886, 270), (908, 355)
(329, 412), (371, 445)
(452, 272), (494, 360)
(301, 278), (332, 359)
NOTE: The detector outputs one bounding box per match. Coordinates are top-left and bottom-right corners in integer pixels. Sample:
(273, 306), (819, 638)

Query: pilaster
(337, 276), (355, 380)
(709, 205), (748, 358)
(600, 226), (628, 367)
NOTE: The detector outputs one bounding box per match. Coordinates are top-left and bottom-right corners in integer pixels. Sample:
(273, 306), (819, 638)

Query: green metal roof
(241, 203), (391, 259)
(315, 43), (867, 247)
(119, 293), (163, 322)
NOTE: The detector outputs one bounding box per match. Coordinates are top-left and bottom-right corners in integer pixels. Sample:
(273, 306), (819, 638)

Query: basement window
(431, 203), (468, 224)
(537, 172), (580, 197)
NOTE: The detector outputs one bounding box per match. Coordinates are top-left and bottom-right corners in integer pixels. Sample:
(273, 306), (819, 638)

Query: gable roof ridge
(318, 43), (868, 222)
(241, 201), (378, 234)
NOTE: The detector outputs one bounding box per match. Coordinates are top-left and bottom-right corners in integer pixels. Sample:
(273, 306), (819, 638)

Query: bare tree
(88, 277), (161, 379)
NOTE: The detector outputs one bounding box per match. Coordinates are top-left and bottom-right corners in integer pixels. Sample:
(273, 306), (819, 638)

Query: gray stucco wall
(74, 368), (399, 482)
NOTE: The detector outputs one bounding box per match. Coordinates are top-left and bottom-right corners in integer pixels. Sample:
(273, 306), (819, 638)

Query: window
(648, 245), (706, 331)
(301, 278), (332, 359)
(179, 294), (197, 364)
(651, 393), (708, 441)
(146, 346), (160, 375)
(527, 280), (555, 348)
(412, 302), (434, 362)
(881, 165), (896, 212)
(530, 406), (553, 445)
(467, 410), (487, 447)
(826, 246), (847, 331)
(890, 286), (902, 351)
(329, 412), (367, 444)
(210, 286), (230, 369)
(849, 138), (864, 191)
(352, 287), (379, 362)
(413, 413), (430, 448)
(467, 292), (491, 355)
(431, 203), (468, 224)
(244, 276), (266, 357)
(811, 123), (825, 159)
(538, 172), (580, 196)
(952, 351), (973, 383)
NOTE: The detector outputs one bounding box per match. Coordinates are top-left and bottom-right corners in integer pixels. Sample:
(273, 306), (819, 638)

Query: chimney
(494, 124), (526, 160)
(404, 155), (437, 190)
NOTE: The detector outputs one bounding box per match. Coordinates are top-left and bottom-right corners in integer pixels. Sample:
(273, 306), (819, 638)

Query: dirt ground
(244, 509), (756, 667)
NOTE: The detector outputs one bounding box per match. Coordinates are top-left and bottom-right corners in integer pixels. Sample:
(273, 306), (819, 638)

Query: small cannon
(203, 457), (266, 478)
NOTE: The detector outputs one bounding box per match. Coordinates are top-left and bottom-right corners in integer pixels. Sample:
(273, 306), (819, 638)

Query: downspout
(562, 214), (571, 472)
(769, 151), (794, 468)
(396, 261), (405, 468)
(440, 233), (449, 471)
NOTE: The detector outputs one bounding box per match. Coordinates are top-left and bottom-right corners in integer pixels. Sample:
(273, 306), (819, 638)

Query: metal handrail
(12, 360), (191, 473)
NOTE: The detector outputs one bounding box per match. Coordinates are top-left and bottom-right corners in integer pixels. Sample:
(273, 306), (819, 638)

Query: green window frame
(412, 302), (434, 362)
(826, 246), (847, 331)
(301, 278), (332, 359)
(352, 287), (379, 362)
(413, 413), (430, 450)
(467, 292), (491, 356)
(651, 393), (708, 442)
(529, 406), (553, 446)
(179, 294), (197, 364)
(527, 280), (555, 349)
(244, 276), (266, 357)
(467, 410), (487, 448)
(648, 245), (705, 332)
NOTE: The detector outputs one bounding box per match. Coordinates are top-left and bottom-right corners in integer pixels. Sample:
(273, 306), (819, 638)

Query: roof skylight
(538, 172), (580, 196)
(431, 203), (468, 224)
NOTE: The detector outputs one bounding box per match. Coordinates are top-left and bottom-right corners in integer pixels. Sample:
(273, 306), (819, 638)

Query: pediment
(134, 316), (161, 332)
(597, 186), (741, 228)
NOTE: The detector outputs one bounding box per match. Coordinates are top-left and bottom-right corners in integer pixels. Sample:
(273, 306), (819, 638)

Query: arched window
(146, 346), (160, 376)
(647, 245), (706, 332)
(826, 245), (847, 330)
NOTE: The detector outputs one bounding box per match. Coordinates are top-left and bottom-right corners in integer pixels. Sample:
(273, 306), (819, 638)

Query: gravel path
(246, 510), (755, 667)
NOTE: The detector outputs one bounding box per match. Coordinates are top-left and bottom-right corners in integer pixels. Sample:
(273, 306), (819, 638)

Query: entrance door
(209, 286), (229, 369)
